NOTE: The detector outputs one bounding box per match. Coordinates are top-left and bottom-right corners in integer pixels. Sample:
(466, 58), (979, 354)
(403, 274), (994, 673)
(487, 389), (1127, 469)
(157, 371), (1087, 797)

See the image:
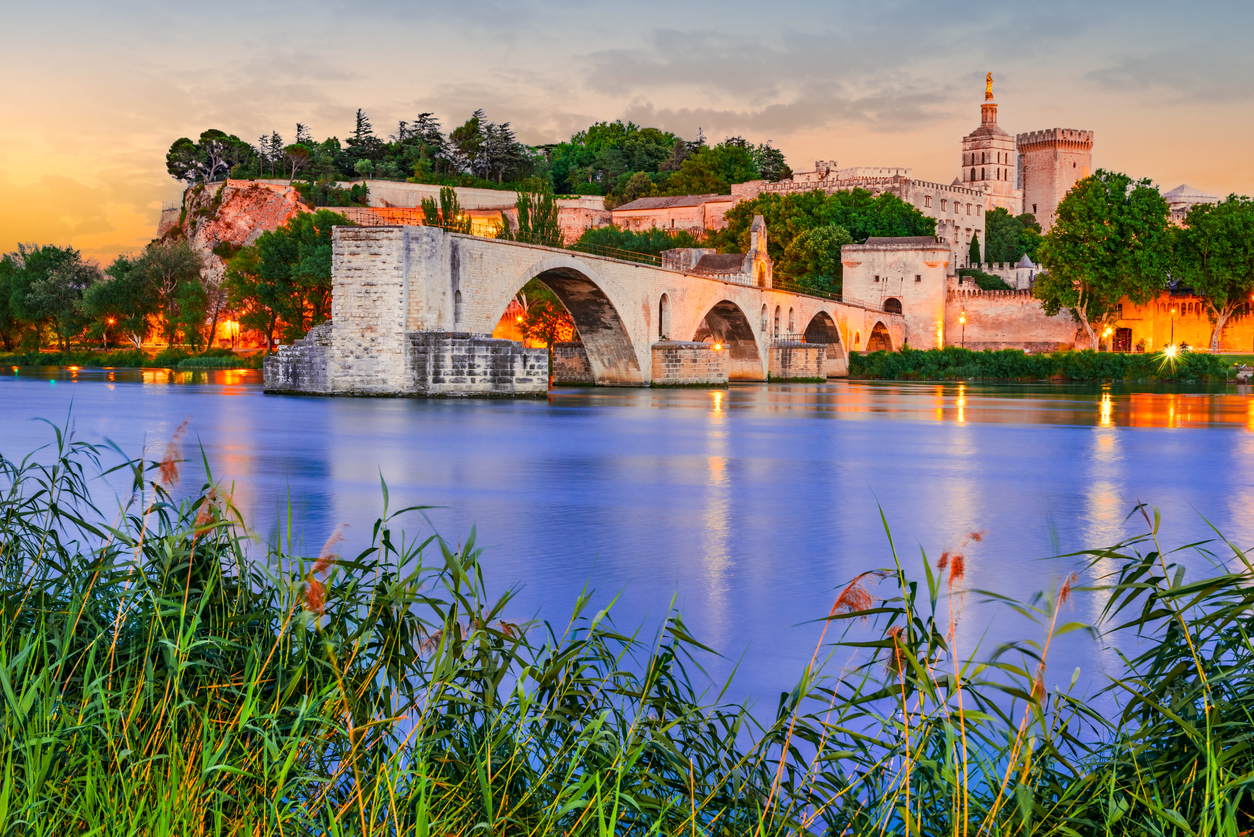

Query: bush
(958, 267), (1014, 291)
(177, 355), (253, 369)
(850, 346), (1234, 382)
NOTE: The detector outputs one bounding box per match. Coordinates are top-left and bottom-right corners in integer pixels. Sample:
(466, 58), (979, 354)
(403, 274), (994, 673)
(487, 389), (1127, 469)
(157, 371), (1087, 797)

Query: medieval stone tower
(961, 73), (1022, 217)
(1015, 128), (1094, 231)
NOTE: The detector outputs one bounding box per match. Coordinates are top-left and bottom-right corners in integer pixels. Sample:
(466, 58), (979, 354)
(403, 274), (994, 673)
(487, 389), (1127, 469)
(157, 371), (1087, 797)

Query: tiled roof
(613, 194), (732, 211)
(694, 253), (747, 272)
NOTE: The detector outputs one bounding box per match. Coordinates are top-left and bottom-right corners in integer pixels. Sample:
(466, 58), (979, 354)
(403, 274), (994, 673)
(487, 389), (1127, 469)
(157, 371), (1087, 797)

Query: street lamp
(959, 310), (967, 349)
(1170, 307), (1177, 348)
(1103, 325), (1113, 352)
(105, 317), (115, 351)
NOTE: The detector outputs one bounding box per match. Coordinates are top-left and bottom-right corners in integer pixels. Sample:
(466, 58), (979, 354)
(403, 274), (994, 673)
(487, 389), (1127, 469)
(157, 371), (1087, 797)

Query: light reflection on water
(2, 368), (1254, 705)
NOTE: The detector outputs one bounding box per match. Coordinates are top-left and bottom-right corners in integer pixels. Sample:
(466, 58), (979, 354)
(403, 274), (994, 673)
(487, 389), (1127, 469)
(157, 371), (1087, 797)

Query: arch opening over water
(867, 321), (893, 352)
(693, 300), (765, 380)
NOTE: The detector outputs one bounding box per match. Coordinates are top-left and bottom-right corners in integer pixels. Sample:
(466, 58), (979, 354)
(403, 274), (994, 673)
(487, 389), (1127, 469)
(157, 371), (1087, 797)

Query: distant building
(1015, 128), (1094, 231)
(610, 194), (737, 234)
(1162, 183), (1221, 225)
(960, 73), (1023, 216)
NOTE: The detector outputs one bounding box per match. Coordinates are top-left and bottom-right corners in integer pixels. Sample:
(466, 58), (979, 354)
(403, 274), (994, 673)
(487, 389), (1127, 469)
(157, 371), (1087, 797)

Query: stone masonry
(552, 342), (594, 385)
(770, 344), (826, 380)
(262, 224), (904, 397)
(650, 341), (728, 386)
(264, 321), (332, 394)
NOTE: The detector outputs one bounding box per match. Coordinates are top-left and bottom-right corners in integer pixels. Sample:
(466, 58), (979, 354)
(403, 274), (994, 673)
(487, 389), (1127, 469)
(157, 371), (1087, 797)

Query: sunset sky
(2, 0), (1250, 262)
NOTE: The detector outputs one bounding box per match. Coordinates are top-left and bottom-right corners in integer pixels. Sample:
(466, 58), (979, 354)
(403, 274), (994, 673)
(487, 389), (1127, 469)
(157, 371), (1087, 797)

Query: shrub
(850, 347), (1234, 382)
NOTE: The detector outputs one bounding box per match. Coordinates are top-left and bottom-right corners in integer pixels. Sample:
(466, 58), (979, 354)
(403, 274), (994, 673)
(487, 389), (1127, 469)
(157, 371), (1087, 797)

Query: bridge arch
(500, 254), (643, 386)
(692, 299), (764, 380)
(867, 320), (894, 352)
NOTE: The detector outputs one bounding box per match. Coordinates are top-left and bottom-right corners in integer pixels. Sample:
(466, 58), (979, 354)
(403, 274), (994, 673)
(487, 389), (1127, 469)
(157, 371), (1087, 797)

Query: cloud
(1085, 51), (1254, 104)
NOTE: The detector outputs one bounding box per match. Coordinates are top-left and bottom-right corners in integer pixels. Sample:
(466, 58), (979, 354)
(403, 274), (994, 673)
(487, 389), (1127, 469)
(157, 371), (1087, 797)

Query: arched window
(981, 167), (986, 180)
(970, 167), (976, 181)
(773, 306), (781, 339)
(760, 304), (768, 334)
(658, 293), (670, 338)
(454, 289), (463, 325)
(788, 308), (795, 333)
(884, 298), (902, 314)
(756, 263), (766, 288)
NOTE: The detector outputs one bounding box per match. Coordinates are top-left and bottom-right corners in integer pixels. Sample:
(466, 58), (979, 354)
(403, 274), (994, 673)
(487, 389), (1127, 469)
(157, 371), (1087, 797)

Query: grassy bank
(1, 424), (1252, 834)
(1, 347), (262, 370)
(850, 346), (1235, 382)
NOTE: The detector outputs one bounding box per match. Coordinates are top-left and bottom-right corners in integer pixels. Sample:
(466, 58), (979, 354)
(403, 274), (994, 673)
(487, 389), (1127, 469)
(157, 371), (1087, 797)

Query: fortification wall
(1016, 129), (1094, 231)
(946, 288), (1077, 349)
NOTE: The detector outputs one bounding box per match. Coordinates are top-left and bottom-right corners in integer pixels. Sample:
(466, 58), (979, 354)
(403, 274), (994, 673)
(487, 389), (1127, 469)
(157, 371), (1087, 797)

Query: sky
(1, 0), (1251, 262)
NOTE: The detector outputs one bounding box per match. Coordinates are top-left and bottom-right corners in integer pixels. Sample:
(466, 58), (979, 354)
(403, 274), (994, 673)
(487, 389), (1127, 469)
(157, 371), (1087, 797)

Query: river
(3, 365), (1253, 705)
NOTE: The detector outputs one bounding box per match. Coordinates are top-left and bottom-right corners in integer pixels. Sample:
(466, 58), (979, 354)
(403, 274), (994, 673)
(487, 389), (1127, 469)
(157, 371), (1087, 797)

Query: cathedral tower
(960, 73), (1022, 219)
(1015, 128), (1094, 232)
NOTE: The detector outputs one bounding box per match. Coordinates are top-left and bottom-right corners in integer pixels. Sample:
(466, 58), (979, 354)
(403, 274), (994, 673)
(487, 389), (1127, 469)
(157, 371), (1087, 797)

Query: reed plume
(158, 417), (190, 487)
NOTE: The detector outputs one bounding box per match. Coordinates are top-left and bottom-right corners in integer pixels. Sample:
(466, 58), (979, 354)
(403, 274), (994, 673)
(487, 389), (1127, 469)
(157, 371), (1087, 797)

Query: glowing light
(67, 366), (79, 371)
(1100, 389), (1113, 426)
(712, 390), (724, 412)
(515, 316), (523, 323)
(959, 311), (967, 325)
(1164, 344), (1179, 358)
(106, 317), (115, 325)
(713, 342), (723, 350)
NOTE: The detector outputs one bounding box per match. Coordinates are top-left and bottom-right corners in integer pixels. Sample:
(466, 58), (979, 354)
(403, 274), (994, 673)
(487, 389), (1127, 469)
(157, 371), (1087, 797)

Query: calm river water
(3, 366), (1253, 704)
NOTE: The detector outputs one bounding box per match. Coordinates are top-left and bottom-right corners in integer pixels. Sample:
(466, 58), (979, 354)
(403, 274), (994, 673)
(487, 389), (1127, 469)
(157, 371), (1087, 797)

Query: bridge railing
(566, 241), (664, 267)
(771, 278), (840, 301)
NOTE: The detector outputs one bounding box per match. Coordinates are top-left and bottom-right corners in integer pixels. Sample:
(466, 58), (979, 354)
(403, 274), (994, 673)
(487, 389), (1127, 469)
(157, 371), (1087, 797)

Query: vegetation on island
(850, 346), (1234, 382)
(166, 115), (792, 208)
(3, 422), (1254, 834)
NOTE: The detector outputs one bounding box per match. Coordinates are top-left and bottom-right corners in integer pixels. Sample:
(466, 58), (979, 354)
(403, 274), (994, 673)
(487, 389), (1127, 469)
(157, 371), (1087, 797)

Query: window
(924, 195), (932, 208)
(941, 199), (947, 211)
(884, 298), (902, 314)
(970, 168), (976, 181)
(967, 203), (972, 214)
(981, 167), (986, 180)
(454, 289), (463, 325)
(1033, 203), (1037, 214)
(788, 308), (795, 332)
(773, 306), (780, 339)
(874, 274), (879, 282)
(976, 206), (981, 216)
(915, 274), (922, 282)
(658, 294), (670, 338)
(760, 304), (768, 334)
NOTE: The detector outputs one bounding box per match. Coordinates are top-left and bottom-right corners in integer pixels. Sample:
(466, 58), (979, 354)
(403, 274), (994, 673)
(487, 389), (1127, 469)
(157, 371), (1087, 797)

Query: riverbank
(850, 346), (1239, 382)
(0, 346), (262, 369)
(0, 421), (1246, 835)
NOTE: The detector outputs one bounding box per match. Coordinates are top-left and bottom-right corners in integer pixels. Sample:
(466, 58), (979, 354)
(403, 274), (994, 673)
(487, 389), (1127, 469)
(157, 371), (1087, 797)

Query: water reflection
(3, 372), (1254, 705)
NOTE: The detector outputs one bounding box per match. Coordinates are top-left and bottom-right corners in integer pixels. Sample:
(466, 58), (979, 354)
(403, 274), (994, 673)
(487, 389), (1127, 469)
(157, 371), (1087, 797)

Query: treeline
(1032, 171), (1254, 351)
(0, 210), (351, 355)
(166, 115), (791, 206)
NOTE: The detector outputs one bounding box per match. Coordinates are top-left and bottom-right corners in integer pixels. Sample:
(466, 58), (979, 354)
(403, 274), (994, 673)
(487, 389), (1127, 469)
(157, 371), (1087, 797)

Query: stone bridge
(265, 225), (906, 396)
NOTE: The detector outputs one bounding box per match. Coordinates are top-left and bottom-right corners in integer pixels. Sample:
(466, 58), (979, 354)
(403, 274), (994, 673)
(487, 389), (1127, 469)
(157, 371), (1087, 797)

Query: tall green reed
(2, 419), (1252, 835)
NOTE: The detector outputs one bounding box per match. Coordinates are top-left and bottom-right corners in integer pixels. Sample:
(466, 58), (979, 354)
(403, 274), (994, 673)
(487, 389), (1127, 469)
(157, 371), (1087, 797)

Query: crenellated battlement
(1015, 128), (1094, 149)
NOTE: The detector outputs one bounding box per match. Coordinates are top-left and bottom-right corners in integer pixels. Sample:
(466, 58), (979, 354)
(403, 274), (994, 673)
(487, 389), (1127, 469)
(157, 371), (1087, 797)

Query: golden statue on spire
(985, 72), (994, 100)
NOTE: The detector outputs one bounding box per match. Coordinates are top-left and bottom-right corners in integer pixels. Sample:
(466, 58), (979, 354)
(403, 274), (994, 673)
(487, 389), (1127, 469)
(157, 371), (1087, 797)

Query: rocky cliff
(163, 179), (309, 286)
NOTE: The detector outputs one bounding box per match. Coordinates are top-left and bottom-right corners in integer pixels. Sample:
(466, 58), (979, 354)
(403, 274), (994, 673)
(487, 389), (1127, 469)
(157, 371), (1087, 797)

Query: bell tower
(960, 73), (1022, 217)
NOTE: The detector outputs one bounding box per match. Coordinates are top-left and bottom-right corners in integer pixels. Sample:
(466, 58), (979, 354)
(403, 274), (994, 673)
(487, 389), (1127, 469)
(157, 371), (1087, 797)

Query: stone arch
(692, 299), (764, 380)
(867, 321), (893, 352)
(658, 293), (671, 338)
(500, 255), (643, 386)
(803, 310), (846, 374)
(884, 297), (902, 315)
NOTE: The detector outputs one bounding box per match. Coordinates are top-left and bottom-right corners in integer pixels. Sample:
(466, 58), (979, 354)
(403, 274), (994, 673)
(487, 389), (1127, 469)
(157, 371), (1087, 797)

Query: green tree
(968, 231), (982, 265)
(711, 189), (936, 263)
(450, 110), (485, 174)
(662, 139), (760, 196)
(572, 225), (701, 257)
(224, 210), (350, 349)
(498, 180), (563, 247)
(753, 142), (792, 182)
(777, 225), (852, 293)
(0, 256), (21, 351)
(984, 209), (1043, 263)
(1175, 195), (1254, 352)
(3, 244), (89, 350)
(1035, 170), (1173, 349)
(79, 255), (160, 349)
(166, 130), (253, 183)
(129, 242), (205, 346)
(421, 187), (472, 233)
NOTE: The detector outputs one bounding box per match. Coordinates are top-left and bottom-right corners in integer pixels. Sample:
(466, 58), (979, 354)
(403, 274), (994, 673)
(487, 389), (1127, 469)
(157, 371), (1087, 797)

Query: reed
(1, 420), (1251, 835)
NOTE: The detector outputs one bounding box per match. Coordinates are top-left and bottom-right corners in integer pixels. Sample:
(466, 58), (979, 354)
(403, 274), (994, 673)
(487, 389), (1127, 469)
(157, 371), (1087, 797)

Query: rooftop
(613, 194), (732, 211)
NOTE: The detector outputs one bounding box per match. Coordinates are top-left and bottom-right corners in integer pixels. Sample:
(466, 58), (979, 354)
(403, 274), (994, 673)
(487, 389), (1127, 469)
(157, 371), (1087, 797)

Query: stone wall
(408, 332), (547, 396)
(552, 342), (594, 384)
(842, 239), (951, 349)
(770, 343), (826, 380)
(328, 227), (412, 394)
(264, 322), (332, 394)
(946, 287), (1077, 349)
(650, 341), (728, 386)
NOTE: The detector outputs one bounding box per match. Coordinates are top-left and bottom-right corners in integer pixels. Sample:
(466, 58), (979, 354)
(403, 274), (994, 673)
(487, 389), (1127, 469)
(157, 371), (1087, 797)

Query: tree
(753, 142), (792, 182)
(25, 259), (101, 350)
(984, 209), (1043, 263)
(128, 242), (205, 345)
(968, 231), (982, 265)
(661, 139), (760, 196)
(498, 180), (563, 247)
(4, 244), (86, 349)
(573, 225), (701, 257)
(450, 110), (485, 174)
(777, 225), (853, 293)
(1175, 195), (1254, 352)
(0, 256), (21, 351)
(165, 130), (252, 183)
(79, 254), (159, 349)
(711, 188), (936, 262)
(516, 278), (576, 372)
(224, 210), (350, 350)
(421, 187), (472, 233)
(283, 144), (312, 181)
(1035, 170), (1173, 349)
